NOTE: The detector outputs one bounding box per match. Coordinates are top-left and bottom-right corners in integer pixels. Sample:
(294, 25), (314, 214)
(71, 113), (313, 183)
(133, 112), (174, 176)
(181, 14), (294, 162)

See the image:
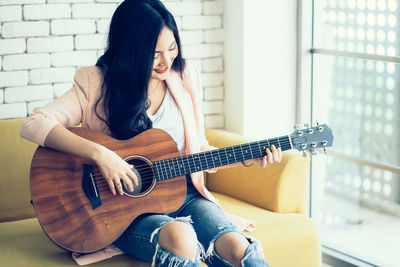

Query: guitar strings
(90, 139), (293, 182)
(90, 138), (293, 186)
(89, 139), (293, 180)
(91, 140), (293, 192)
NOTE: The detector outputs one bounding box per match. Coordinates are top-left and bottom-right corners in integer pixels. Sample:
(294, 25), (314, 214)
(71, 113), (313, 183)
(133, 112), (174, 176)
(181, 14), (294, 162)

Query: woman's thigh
(114, 213), (176, 262)
(177, 196), (239, 253)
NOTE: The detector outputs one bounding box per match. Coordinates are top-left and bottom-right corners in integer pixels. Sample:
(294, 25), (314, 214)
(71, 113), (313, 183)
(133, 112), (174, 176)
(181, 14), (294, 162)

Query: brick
(51, 50), (97, 67)
(4, 84), (53, 103)
(203, 1), (223, 15)
(182, 16), (221, 30)
(204, 29), (224, 43)
(164, 1), (202, 16)
(72, 4), (117, 19)
(0, 103), (27, 119)
(0, 38), (26, 55)
(97, 49), (104, 59)
(201, 72), (223, 87)
(0, 0), (44, 5)
(30, 67), (75, 84)
(27, 100), (52, 115)
(0, 71), (28, 87)
(202, 57), (223, 72)
(180, 30), (203, 45)
(3, 53), (51, 71)
(24, 4), (71, 20)
(27, 36), (73, 53)
(96, 19), (111, 33)
(186, 59), (202, 73)
(1, 21), (49, 38)
(0, 6), (22, 21)
(96, 0), (124, 3)
(51, 19), (96, 35)
(183, 44), (222, 59)
(47, 0), (92, 3)
(204, 86), (223, 100)
(204, 114), (224, 129)
(95, 0), (123, 2)
(75, 34), (107, 50)
(175, 16), (182, 30)
(202, 100), (223, 115)
(53, 82), (72, 98)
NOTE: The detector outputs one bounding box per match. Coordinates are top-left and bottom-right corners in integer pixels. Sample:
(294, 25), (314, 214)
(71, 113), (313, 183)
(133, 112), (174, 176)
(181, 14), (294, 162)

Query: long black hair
(95, 0), (185, 140)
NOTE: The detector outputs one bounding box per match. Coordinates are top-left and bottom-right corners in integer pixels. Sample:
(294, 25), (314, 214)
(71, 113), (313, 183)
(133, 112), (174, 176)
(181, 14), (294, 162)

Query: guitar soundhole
(123, 156), (155, 197)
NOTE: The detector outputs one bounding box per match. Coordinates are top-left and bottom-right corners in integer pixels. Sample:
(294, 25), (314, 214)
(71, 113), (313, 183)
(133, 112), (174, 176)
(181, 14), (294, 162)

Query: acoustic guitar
(30, 124), (333, 253)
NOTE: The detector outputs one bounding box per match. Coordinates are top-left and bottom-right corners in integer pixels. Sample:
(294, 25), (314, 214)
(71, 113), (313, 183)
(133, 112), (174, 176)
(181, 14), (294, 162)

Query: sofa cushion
(0, 191), (320, 267)
(212, 192), (321, 267)
(0, 119), (38, 222)
(0, 218), (149, 267)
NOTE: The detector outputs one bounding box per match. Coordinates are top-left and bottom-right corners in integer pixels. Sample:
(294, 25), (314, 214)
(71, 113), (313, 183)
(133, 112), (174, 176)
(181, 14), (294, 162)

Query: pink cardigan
(20, 63), (218, 203)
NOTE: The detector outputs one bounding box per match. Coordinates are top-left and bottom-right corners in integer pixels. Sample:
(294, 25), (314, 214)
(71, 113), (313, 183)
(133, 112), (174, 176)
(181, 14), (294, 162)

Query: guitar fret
(179, 157), (186, 176)
(214, 150), (222, 166)
(230, 146), (237, 163)
(162, 161), (167, 180)
(223, 148), (229, 165)
(257, 141), (264, 156)
(157, 162), (163, 180)
(154, 162), (159, 180)
(155, 135), (298, 181)
(194, 154), (201, 172)
(200, 152), (209, 170)
(209, 150), (216, 168)
(171, 158), (177, 177)
(239, 144), (246, 162)
(166, 160), (173, 178)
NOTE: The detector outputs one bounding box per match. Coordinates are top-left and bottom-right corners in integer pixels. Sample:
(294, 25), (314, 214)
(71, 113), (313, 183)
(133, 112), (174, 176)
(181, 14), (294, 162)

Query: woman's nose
(159, 52), (170, 66)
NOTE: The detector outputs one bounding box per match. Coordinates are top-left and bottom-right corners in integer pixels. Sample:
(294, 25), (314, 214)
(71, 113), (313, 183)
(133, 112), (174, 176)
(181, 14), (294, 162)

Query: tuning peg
(294, 124), (302, 130)
(311, 150), (318, 156)
(323, 147), (327, 154)
(316, 121), (319, 126)
(304, 122), (310, 128)
(302, 151), (307, 157)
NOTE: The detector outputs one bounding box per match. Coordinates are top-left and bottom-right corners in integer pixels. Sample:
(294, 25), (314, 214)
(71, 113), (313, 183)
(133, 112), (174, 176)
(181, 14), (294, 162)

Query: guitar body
(30, 128), (186, 253)
(30, 123), (333, 254)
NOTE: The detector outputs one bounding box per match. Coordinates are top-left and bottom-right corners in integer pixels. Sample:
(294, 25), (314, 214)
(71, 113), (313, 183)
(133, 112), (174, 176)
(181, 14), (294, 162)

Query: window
(305, 0), (400, 266)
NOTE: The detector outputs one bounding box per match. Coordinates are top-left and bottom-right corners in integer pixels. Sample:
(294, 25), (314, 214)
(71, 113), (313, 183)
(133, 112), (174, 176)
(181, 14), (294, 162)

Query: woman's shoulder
(74, 66), (104, 100)
(74, 66), (104, 88)
(180, 61), (201, 93)
(182, 61), (199, 81)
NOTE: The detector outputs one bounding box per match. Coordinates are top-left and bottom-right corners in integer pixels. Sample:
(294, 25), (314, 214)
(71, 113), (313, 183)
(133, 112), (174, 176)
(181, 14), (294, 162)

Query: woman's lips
(154, 66), (168, 74)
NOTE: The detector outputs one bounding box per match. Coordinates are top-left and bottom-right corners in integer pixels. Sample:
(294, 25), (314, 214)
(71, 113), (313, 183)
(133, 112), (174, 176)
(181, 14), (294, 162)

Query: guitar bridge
(82, 164), (102, 209)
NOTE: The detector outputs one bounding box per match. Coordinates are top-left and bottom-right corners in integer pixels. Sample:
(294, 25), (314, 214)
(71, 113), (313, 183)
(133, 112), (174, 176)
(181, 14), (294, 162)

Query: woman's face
(152, 26), (179, 80)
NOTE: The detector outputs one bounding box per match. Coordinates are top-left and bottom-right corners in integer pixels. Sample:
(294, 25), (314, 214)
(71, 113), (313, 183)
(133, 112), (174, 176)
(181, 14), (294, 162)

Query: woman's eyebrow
(155, 41), (176, 53)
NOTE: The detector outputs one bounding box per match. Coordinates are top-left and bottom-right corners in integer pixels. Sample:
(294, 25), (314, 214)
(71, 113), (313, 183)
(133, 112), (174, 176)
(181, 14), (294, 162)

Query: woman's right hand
(93, 145), (138, 196)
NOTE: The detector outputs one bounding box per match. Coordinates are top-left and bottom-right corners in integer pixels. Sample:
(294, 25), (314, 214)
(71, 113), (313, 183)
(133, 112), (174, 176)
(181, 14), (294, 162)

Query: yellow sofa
(0, 118), (321, 267)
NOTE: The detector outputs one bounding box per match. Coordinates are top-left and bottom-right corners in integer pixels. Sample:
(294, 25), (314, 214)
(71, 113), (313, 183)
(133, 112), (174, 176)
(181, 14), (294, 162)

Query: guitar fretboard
(153, 135), (292, 181)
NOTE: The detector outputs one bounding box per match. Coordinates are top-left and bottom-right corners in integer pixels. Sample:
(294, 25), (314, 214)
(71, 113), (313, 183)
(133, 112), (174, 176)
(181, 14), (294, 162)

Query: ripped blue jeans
(114, 178), (269, 267)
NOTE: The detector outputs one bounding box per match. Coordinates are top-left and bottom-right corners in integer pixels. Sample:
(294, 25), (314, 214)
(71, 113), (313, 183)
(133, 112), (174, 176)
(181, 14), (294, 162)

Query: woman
(20, 0), (282, 266)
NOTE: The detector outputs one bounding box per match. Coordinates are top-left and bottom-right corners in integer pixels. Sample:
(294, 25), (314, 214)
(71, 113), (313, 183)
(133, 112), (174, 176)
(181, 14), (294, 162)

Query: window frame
(297, 0), (400, 266)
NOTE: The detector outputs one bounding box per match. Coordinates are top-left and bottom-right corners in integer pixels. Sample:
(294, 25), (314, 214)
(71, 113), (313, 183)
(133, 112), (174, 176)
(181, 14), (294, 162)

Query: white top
(147, 89), (186, 154)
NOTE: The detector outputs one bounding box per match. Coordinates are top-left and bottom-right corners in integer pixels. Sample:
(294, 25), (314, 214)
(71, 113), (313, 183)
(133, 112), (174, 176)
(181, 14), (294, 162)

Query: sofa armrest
(205, 129), (310, 214)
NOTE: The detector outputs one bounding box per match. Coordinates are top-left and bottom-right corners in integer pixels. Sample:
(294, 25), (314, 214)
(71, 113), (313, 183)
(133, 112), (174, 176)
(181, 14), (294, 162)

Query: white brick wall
(0, 0), (224, 129)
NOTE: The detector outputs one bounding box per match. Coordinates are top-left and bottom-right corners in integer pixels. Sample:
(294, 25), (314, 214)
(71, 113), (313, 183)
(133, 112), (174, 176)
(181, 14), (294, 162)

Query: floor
(318, 193), (400, 267)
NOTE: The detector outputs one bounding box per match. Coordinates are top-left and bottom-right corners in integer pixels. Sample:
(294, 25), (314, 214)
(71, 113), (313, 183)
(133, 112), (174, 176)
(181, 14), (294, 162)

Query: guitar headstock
(290, 123), (334, 155)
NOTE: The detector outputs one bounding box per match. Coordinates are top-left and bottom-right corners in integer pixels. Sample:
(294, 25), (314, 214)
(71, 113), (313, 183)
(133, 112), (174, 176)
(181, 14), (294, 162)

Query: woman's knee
(158, 221), (198, 259)
(214, 232), (249, 266)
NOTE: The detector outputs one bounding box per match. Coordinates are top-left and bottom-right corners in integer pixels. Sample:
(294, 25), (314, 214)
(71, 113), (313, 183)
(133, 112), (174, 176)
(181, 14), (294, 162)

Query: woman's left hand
(243, 144), (282, 168)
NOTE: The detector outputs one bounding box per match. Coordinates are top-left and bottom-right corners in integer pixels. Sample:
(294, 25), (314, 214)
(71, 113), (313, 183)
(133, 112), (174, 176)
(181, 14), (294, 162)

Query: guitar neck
(153, 135), (292, 181)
